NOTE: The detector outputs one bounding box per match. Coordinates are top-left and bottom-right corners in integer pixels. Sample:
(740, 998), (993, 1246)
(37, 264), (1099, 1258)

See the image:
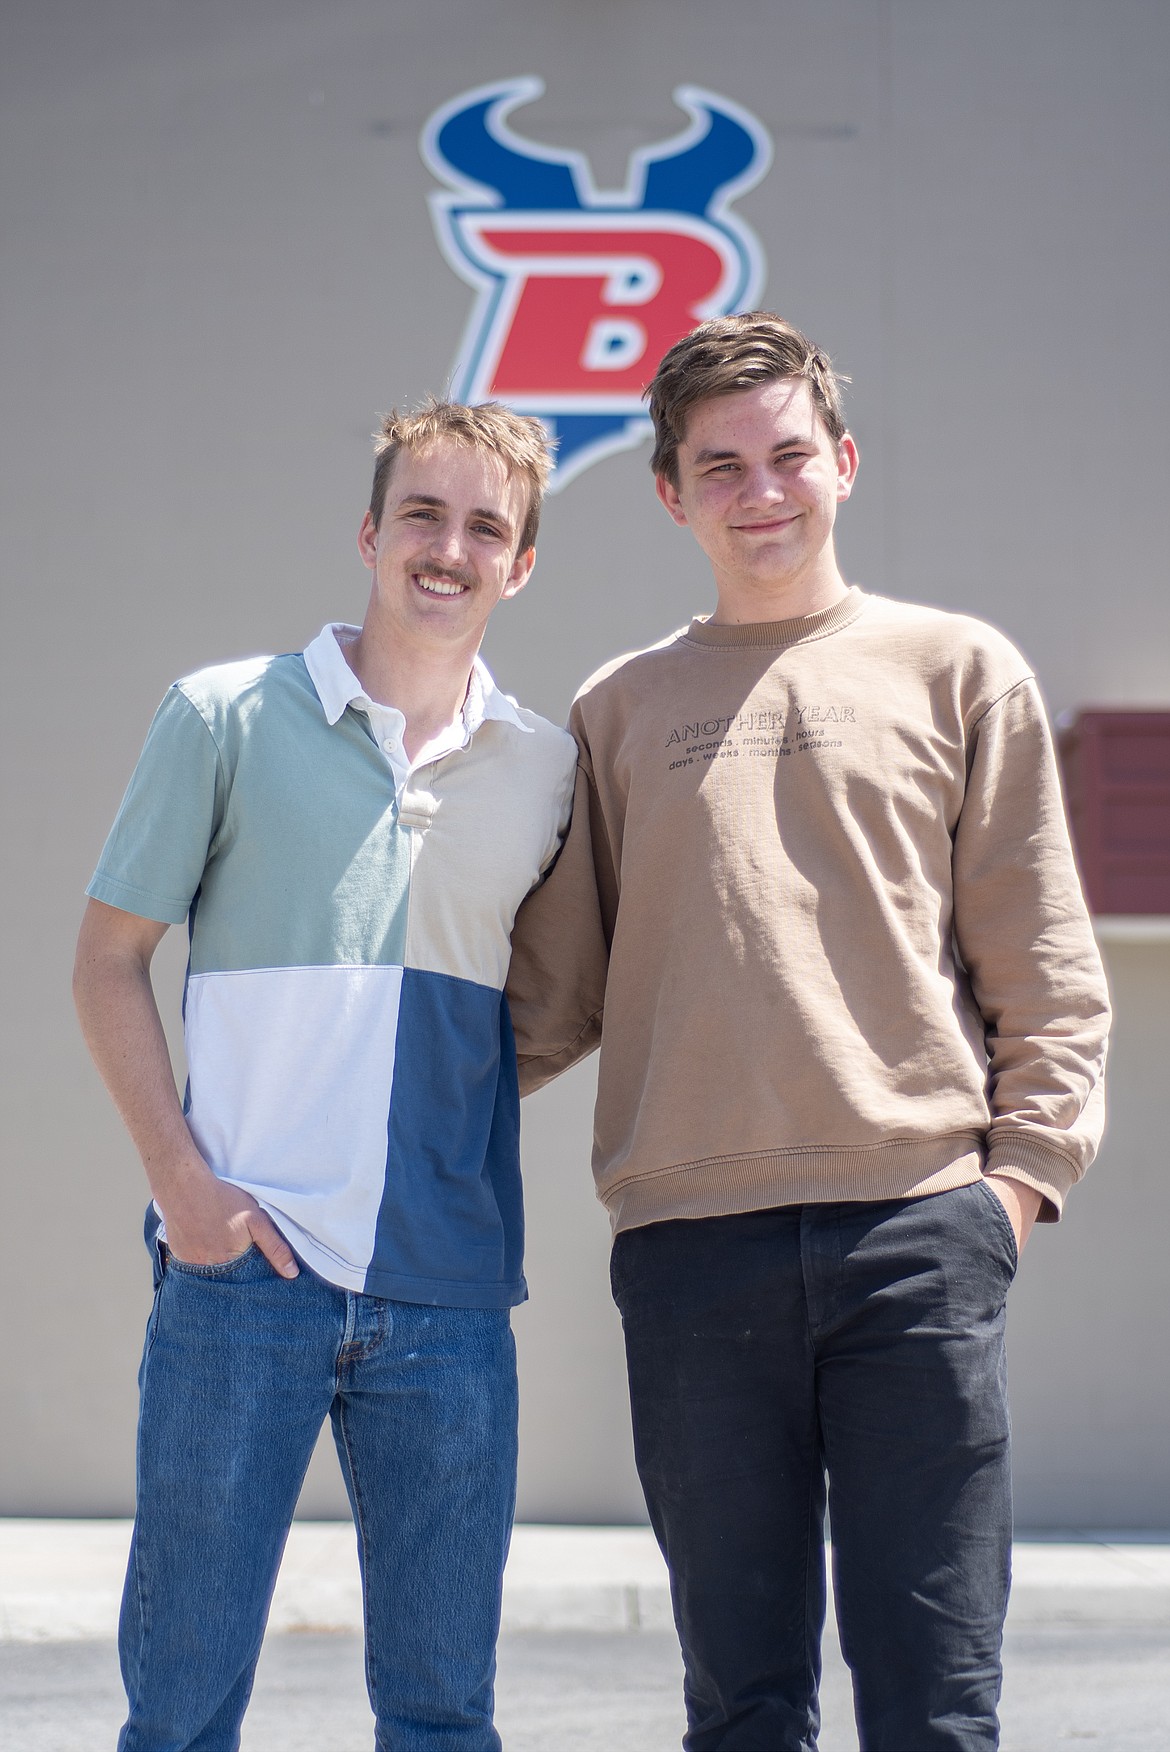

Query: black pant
(610, 1184), (1018, 1752)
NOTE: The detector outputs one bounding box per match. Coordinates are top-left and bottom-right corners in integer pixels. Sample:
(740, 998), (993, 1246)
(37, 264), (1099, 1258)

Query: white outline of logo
(421, 79), (772, 489)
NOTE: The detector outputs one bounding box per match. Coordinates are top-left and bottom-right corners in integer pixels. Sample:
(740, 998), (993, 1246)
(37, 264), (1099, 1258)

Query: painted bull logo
(421, 80), (772, 487)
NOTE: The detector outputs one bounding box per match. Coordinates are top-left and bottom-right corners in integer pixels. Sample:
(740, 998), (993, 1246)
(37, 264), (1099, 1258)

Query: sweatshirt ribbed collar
(683, 587), (867, 650)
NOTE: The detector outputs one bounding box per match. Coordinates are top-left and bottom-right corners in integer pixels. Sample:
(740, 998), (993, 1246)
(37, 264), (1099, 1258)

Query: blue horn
(642, 95), (764, 217)
(433, 90), (582, 210)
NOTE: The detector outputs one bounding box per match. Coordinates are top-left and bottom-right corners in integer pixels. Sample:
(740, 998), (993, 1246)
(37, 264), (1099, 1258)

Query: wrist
(985, 1173), (1043, 1213)
(142, 1137), (214, 1204)
(984, 1173), (1044, 1252)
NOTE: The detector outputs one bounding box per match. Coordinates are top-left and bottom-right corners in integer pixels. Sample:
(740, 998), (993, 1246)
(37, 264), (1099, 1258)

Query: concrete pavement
(1, 1521), (1168, 1748)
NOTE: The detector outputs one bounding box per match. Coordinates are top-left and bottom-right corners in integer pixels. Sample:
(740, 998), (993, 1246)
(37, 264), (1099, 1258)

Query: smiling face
(656, 376), (858, 622)
(356, 439), (534, 658)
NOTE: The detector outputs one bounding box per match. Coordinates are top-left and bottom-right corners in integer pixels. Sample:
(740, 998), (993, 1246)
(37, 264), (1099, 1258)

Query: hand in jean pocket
(161, 1166), (299, 1277)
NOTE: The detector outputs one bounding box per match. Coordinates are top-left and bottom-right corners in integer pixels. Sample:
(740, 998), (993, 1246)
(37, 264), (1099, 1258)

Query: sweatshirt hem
(602, 1136), (988, 1234)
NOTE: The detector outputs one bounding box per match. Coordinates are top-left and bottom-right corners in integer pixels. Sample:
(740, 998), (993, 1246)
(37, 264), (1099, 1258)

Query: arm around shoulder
(507, 755), (615, 1094)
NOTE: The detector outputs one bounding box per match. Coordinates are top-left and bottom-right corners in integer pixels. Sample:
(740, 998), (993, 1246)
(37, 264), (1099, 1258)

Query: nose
(428, 522), (467, 566)
(737, 462), (784, 509)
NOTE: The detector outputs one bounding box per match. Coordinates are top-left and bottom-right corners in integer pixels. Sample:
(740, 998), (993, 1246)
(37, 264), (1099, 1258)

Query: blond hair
(370, 399), (553, 552)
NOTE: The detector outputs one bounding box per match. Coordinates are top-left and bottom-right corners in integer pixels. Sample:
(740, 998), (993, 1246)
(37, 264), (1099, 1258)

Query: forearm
(73, 900), (298, 1272)
(73, 912), (207, 1203)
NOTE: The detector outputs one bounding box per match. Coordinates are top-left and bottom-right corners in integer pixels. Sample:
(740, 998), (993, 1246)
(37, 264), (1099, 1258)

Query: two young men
(74, 401), (576, 1750)
(80, 317), (1108, 1752)
(507, 314), (1110, 1750)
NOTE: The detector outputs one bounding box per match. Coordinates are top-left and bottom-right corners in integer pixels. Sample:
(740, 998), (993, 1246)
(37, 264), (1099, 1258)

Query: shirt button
(382, 736), (398, 752)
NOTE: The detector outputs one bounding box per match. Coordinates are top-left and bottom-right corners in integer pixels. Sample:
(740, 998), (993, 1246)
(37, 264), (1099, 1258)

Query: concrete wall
(2, 0), (1168, 1526)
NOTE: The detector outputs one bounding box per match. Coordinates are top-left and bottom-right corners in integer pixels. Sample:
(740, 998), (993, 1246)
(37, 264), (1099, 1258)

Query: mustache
(415, 564), (475, 590)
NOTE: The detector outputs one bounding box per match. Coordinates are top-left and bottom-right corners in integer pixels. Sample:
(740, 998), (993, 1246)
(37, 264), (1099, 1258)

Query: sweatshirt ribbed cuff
(983, 1137), (1080, 1220)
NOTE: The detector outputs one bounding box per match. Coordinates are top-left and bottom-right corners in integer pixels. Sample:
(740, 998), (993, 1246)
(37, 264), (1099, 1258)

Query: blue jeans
(118, 1245), (517, 1752)
(610, 1184), (1018, 1752)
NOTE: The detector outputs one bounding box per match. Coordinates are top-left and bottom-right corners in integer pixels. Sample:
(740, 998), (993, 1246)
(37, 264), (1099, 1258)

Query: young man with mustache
(74, 400), (576, 1752)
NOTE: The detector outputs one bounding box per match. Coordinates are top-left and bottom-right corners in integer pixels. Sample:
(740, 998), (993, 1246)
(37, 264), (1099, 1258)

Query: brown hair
(369, 398), (553, 552)
(647, 313), (848, 486)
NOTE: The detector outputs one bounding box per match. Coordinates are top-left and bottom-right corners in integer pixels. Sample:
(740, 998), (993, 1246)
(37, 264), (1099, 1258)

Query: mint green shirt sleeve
(86, 686), (226, 924)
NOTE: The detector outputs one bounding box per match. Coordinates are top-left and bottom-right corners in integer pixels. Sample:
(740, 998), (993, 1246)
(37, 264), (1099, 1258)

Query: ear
(357, 510), (378, 571)
(836, 433), (859, 503)
(501, 544), (536, 600)
(655, 473), (689, 527)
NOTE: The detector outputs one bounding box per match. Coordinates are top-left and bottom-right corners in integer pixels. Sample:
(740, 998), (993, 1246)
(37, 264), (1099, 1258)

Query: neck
(344, 606), (478, 759)
(709, 555), (849, 627)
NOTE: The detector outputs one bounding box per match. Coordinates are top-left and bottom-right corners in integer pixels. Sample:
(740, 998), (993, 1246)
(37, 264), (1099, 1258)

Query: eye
(471, 521), (505, 539)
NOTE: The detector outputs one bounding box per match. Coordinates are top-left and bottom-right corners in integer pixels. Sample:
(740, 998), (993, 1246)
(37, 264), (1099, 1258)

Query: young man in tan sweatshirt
(506, 313), (1110, 1751)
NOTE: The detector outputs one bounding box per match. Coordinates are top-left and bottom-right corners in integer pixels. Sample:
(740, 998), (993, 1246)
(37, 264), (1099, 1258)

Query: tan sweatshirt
(506, 589), (1110, 1232)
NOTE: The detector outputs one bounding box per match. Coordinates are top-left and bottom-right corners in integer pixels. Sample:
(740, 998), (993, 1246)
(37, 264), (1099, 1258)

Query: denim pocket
(165, 1242), (261, 1279)
(973, 1178), (1020, 1276)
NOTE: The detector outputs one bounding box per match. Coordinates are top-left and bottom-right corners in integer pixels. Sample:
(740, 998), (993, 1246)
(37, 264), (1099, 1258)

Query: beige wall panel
(2, 0), (1168, 1523)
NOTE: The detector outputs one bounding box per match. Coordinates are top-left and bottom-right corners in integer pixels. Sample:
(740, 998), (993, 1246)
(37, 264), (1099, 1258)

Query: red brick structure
(1059, 711), (1170, 915)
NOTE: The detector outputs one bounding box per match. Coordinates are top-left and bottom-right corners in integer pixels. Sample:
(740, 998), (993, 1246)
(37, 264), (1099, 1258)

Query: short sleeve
(85, 686), (225, 924)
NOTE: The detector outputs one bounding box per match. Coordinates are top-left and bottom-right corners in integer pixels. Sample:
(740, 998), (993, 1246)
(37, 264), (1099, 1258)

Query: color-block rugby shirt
(87, 627), (577, 1307)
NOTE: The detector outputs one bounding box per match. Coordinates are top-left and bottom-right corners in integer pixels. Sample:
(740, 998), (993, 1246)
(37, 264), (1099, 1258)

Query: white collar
(301, 623), (532, 737)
